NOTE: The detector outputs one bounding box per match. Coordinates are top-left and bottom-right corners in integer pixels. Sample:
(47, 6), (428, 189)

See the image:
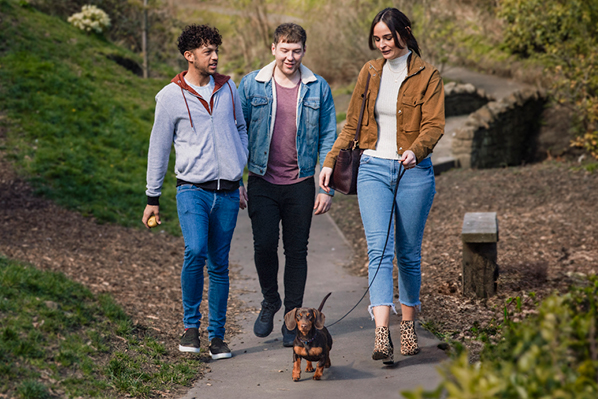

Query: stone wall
(444, 82), (493, 117)
(451, 88), (546, 169)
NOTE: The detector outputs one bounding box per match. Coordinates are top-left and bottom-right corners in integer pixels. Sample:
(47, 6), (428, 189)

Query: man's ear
(183, 50), (194, 63)
(271, 43), (276, 56)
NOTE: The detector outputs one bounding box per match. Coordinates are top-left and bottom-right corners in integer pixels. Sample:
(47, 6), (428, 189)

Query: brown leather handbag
(329, 73), (371, 195)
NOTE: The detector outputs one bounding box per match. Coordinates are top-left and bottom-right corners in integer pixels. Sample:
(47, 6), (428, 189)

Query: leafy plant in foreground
(403, 277), (598, 398)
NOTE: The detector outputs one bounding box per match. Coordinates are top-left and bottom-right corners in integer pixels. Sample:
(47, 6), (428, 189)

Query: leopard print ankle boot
(400, 320), (420, 356)
(372, 326), (394, 364)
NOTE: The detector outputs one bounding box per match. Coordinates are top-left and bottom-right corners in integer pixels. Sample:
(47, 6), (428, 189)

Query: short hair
(369, 8), (421, 57)
(177, 24), (222, 55)
(273, 23), (307, 48)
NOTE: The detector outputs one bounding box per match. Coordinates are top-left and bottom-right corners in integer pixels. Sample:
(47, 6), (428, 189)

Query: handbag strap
(352, 73), (371, 148)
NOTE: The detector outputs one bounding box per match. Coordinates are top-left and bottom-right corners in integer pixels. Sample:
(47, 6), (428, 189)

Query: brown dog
(284, 293), (333, 381)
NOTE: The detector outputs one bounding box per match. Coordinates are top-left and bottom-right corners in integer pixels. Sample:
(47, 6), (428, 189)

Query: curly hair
(177, 24), (222, 55)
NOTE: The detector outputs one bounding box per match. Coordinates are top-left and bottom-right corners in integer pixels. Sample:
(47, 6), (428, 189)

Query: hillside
(0, 0), (181, 234)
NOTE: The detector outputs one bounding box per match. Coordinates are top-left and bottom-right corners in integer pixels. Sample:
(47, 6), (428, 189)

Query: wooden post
(461, 212), (499, 298)
(142, 0), (148, 79)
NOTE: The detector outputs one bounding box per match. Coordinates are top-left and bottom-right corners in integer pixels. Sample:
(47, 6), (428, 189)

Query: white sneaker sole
(179, 345), (201, 353)
(209, 350), (232, 360)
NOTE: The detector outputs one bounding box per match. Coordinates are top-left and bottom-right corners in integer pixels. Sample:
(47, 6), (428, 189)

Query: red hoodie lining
(172, 71), (234, 128)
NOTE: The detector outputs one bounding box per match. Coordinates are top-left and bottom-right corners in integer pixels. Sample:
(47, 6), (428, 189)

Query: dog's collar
(300, 335), (316, 344)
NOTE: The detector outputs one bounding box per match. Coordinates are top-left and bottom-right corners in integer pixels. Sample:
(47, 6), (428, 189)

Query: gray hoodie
(146, 71), (248, 201)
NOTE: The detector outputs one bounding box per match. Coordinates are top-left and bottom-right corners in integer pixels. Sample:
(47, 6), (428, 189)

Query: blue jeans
(357, 155), (435, 317)
(176, 185), (239, 340)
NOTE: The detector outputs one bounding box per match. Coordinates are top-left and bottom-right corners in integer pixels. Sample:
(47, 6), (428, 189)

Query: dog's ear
(314, 310), (325, 330)
(284, 308), (298, 330)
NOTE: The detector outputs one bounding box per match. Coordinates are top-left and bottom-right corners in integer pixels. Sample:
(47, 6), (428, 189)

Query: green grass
(0, 255), (200, 398)
(0, 0), (180, 235)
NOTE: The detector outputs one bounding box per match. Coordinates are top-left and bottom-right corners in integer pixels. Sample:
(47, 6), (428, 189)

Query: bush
(498, 0), (596, 57)
(67, 4), (110, 34)
(403, 277), (598, 398)
(499, 0), (598, 159)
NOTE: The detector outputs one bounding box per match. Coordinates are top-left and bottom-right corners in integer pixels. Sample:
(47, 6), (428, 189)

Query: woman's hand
(319, 166), (333, 193)
(400, 150), (416, 170)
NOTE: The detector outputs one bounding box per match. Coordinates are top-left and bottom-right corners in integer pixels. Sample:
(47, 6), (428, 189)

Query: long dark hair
(369, 8), (420, 57)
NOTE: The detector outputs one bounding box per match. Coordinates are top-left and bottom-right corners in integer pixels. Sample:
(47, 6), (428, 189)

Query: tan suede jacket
(323, 53), (445, 167)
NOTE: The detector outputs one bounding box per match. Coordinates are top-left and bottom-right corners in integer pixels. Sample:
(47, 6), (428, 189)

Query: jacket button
(264, 151), (267, 155)
(398, 110), (402, 114)
(399, 147), (403, 150)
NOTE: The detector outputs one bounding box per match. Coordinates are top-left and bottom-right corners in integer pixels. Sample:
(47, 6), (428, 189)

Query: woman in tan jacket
(319, 7), (444, 364)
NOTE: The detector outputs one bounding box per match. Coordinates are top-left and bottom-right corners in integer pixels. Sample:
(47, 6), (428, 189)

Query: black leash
(327, 162), (407, 328)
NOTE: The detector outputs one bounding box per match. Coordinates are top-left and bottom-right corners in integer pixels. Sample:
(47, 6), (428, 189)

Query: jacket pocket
(303, 98), (320, 127)
(250, 96), (269, 123)
(401, 95), (424, 132)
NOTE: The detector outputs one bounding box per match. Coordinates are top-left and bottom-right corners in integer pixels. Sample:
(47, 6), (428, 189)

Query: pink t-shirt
(259, 80), (310, 185)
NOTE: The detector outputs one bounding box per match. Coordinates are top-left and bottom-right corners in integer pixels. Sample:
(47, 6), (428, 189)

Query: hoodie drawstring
(180, 86), (194, 128)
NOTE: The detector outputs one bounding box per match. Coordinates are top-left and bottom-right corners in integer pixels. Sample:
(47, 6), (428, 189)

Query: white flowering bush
(67, 5), (111, 34)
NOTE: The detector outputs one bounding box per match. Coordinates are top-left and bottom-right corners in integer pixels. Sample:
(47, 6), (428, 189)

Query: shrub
(499, 0), (598, 159)
(67, 5), (111, 34)
(403, 277), (598, 398)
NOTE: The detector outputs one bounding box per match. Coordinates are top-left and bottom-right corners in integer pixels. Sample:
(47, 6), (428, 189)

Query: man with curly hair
(238, 23), (336, 347)
(142, 24), (248, 360)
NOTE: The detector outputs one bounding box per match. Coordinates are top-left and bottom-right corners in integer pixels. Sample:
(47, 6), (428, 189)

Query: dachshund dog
(284, 293), (333, 381)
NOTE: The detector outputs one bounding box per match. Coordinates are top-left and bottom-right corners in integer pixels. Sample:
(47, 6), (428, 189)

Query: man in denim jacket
(238, 23), (336, 346)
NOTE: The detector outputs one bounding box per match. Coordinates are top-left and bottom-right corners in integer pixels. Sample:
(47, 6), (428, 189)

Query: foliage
(499, 0), (597, 57)
(498, 0), (598, 158)
(403, 277), (598, 399)
(0, 0), (181, 234)
(67, 4), (111, 34)
(0, 255), (200, 398)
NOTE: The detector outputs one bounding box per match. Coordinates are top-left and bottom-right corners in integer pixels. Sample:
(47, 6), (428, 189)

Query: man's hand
(239, 186), (248, 210)
(142, 205), (161, 229)
(318, 166), (333, 194)
(400, 150), (416, 170)
(313, 193), (332, 215)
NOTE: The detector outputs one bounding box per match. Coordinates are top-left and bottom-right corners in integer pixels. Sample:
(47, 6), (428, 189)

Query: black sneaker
(253, 299), (282, 337)
(281, 323), (296, 347)
(179, 328), (200, 353)
(209, 337), (232, 360)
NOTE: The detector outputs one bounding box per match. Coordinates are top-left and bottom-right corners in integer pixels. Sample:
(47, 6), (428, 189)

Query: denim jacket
(238, 61), (336, 195)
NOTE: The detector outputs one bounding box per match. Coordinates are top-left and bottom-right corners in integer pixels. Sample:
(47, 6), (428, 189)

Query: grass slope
(0, 0), (180, 235)
(0, 256), (200, 398)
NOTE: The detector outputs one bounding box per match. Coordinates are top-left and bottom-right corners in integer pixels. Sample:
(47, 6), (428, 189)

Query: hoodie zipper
(184, 83), (227, 190)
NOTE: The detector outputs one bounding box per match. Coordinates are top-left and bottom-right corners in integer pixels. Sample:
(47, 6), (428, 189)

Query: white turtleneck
(364, 50), (411, 160)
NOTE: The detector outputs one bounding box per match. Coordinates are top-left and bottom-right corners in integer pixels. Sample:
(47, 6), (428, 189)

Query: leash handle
(327, 164), (407, 328)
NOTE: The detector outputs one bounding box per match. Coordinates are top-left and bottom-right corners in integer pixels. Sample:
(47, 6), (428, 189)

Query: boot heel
(400, 320), (420, 356)
(372, 326), (394, 364)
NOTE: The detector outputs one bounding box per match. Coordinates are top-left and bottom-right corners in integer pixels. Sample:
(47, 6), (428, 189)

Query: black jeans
(247, 176), (315, 314)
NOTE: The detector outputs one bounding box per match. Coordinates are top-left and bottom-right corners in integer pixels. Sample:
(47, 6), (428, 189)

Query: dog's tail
(318, 293), (332, 312)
